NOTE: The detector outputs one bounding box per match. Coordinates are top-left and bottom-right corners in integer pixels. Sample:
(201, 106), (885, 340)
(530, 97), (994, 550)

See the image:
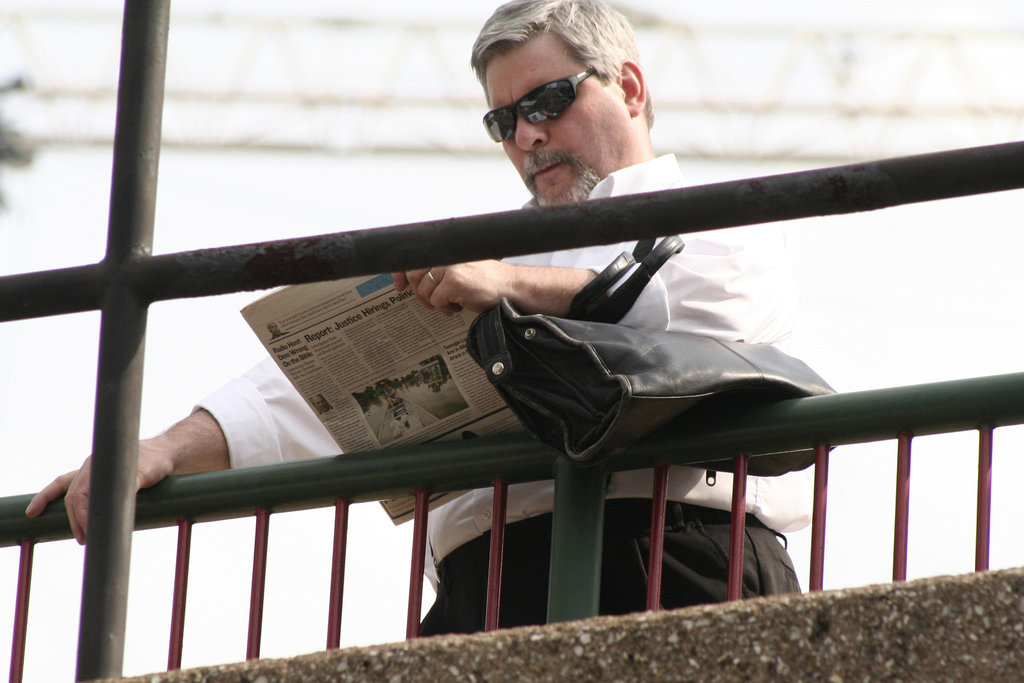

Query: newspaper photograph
(240, 273), (523, 523)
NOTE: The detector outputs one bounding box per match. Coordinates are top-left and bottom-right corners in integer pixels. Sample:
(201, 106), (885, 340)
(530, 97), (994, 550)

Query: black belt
(436, 498), (767, 584)
(603, 498), (768, 531)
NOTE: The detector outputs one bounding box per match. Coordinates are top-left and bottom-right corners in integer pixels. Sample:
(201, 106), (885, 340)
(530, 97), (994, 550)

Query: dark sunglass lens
(484, 107), (516, 142)
(521, 80), (576, 123)
(484, 73), (586, 142)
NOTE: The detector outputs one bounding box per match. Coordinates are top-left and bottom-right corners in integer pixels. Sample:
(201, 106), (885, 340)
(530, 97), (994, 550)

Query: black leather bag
(466, 237), (834, 475)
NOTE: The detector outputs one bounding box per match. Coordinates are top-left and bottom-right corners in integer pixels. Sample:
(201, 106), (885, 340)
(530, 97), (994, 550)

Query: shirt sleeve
(194, 356), (340, 468)
(507, 225), (798, 345)
(646, 225), (799, 345)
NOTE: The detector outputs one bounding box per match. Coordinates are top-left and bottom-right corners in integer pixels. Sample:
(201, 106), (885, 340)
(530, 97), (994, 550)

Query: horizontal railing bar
(0, 434), (557, 545)
(2, 141), (1021, 322)
(4, 370), (1023, 548)
(614, 371), (1024, 472)
(0, 262), (106, 322)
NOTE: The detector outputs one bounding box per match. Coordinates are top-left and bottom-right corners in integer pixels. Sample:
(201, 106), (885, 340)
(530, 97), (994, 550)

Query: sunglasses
(483, 69), (595, 143)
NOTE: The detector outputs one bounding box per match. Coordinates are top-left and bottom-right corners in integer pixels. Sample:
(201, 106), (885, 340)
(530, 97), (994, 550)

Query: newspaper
(240, 273), (522, 524)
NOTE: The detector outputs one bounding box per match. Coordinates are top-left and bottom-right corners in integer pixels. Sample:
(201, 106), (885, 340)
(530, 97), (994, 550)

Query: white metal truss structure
(0, 5), (1021, 161)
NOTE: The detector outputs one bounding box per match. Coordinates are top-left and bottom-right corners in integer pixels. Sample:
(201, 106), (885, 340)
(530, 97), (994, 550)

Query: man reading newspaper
(28, 0), (809, 634)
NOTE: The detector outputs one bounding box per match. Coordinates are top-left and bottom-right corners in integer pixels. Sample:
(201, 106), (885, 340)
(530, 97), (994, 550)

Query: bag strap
(566, 238), (660, 319)
(567, 235), (684, 324)
(565, 250), (635, 319)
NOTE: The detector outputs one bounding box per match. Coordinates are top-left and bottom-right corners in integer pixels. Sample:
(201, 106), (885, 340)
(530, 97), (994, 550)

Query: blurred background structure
(0, 3), (1021, 160)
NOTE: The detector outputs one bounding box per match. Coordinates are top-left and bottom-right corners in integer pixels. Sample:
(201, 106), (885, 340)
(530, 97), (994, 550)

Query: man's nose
(512, 113), (547, 150)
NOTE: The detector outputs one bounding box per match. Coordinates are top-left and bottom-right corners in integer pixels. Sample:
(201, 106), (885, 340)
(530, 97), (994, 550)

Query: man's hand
(393, 260), (595, 317)
(25, 409), (230, 545)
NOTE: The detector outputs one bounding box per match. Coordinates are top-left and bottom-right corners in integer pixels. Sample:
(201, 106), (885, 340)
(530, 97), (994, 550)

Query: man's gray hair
(471, 0), (654, 128)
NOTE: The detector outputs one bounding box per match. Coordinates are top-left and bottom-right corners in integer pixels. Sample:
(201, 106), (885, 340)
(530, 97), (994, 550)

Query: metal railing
(3, 375), (1024, 680)
(1, 1), (1023, 680)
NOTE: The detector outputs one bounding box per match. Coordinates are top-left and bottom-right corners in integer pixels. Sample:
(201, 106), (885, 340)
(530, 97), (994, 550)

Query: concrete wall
(97, 566), (1024, 682)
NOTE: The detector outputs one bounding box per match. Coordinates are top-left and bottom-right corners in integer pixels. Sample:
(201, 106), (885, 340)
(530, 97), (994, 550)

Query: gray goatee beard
(524, 150), (601, 206)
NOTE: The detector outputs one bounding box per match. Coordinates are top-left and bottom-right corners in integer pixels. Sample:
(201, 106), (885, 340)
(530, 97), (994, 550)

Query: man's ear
(618, 60), (647, 120)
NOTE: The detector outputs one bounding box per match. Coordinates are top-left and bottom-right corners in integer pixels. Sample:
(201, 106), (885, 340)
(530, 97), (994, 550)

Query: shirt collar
(588, 154), (683, 199)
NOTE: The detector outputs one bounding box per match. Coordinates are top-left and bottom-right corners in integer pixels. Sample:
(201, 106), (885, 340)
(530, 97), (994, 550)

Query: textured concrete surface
(95, 566), (1024, 682)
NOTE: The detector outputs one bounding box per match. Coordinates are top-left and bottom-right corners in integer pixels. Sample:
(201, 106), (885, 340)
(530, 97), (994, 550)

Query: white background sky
(1, 1), (1023, 681)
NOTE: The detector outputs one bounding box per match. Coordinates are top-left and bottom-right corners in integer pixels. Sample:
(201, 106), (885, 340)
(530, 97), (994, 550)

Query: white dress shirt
(195, 154), (812, 575)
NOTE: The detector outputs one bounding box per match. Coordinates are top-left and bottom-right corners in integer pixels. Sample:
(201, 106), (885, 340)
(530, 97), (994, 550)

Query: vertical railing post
(546, 457), (606, 624)
(727, 453), (749, 601)
(167, 519), (193, 670)
(76, 2), (169, 680)
(645, 462), (670, 611)
(326, 497), (351, 649)
(10, 539), (35, 683)
(406, 489), (430, 639)
(893, 432), (913, 582)
(975, 426), (993, 572)
(809, 443), (830, 591)
(484, 477), (509, 631)
(246, 508), (271, 660)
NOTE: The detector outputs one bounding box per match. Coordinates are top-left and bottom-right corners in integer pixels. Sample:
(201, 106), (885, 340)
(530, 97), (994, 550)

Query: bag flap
(468, 301), (834, 472)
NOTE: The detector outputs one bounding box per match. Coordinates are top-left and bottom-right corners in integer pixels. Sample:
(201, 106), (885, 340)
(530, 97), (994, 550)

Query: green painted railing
(4, 370), (1024, 624)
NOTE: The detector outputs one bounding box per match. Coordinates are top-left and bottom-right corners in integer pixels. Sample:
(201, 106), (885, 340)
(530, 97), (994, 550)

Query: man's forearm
(395, 260), (597, 317)
(504, 264), (596, 316)
(157, 408), (230, 475)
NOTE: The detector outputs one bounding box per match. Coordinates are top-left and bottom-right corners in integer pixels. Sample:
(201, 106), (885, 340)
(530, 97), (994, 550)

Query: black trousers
(420, 498), (801, 636)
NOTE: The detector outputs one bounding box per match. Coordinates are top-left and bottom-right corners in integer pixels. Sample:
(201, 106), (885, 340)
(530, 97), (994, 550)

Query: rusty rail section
(2, 141), (1022, 323)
